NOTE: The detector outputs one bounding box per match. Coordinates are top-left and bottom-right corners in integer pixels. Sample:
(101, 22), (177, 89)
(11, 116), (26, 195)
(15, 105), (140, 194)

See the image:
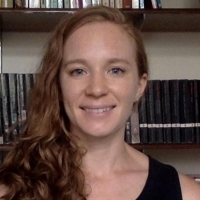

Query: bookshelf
(0, 8), (200, 32)
(0, 5), (200, 174)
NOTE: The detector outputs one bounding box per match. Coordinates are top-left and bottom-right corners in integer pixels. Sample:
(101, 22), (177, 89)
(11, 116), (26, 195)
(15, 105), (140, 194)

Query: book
(156, 0), (161, 8)
(14, 0), (28, 7)
(153, 80), (163, 143)
(102, 0), (109, 7)
(146, 80), (156, 143)
(110, 0), (114, 7)
(130, 102), (140, 144)
(45, 0), (50, 8)
(40, 0), (45, 8)
(0, 76), (3, 144)
(29, 0), (40, 7)
(124, 117), (132, 143)
(1, 0), (13, 7)
(1, 74), (11, 144)
(51, 0), (58, 7)
(17, 74), (26, 135)
(123, 0), (131, 8)
(0, 30), (1, 74)
(64, 0), (70, 8)
(194, 80), (200, 143)
(115, 0), (122, 8)
(8, 74), (19, 142)
(132, 0), (139, 8)
(179, 80), (194, 143)
(161, 80), (172, 143)
(151, 0), (157, 8)
(169, 80), (181, 143)
(139, 0), (144, 8)
(138, 95), (148, 144)
(188, 80), (195, 143)
(91, 0), (101, 6)
(58, 0), (64, 8)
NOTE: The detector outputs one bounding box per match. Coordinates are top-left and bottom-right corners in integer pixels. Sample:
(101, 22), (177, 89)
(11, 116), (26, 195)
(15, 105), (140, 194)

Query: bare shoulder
(179, 173), (200, 200)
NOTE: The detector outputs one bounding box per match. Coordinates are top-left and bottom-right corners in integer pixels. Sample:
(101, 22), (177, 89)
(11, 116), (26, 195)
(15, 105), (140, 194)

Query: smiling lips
(82, 106), (115, 114)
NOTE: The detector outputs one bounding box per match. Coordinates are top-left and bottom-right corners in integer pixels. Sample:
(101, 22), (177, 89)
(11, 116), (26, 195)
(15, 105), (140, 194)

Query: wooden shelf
(0, 8), (200, 32)
(131, 143), (200, 150)
(0, 144), (13, 151)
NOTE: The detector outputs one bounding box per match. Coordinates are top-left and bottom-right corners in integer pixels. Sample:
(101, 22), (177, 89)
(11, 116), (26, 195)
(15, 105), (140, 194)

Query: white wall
(2, 32), (50, 73)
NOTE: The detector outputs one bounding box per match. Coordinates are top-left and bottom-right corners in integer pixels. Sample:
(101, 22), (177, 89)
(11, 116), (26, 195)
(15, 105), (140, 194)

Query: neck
(81, 138), (130, 178)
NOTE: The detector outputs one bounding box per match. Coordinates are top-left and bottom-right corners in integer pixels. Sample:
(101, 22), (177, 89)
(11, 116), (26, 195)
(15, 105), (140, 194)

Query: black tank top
(136, 156), (182, 200)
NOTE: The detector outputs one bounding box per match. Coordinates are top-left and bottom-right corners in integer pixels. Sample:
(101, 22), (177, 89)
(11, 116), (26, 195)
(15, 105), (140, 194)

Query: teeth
(84, 107), (112, 113)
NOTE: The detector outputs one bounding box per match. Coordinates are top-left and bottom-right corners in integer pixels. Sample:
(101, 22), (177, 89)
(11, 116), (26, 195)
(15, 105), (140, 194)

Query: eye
(71, 69), (86, 76)
(109, 68), (125, 75)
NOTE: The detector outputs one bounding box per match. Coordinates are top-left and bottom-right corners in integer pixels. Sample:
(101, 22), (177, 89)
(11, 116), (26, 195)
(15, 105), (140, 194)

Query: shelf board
(132, 143), (200, 150)
(0, 8), (200, 32)
(0, 144), (13, 151)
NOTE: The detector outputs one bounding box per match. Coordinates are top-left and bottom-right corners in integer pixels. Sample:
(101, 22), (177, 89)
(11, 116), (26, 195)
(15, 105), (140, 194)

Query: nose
(85, 73), (108, 98)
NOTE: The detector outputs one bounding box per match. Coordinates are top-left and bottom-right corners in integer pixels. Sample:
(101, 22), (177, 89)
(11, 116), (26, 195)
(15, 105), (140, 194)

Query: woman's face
(59, 22), (147, 142)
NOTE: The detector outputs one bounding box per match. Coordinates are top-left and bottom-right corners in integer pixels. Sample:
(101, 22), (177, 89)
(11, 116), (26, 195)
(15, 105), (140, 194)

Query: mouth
(81, 106), (115, 114)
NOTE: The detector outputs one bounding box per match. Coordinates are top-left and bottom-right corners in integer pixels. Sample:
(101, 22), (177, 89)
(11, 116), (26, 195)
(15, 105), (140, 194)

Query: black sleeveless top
(136, 156), (182, 200)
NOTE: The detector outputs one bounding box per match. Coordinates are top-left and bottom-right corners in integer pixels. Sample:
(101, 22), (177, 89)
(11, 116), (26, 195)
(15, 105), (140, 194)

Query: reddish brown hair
(0, 6), (148, 199)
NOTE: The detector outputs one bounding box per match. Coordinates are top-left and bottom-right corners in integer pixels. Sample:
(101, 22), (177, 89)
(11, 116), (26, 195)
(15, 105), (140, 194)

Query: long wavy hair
(0, 6), (148, 200)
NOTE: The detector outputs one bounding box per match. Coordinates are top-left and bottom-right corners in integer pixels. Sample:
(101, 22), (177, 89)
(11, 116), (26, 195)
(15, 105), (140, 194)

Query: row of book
(125, 79), (200, 144)
(1, 74), (200, 145)
(0, 73), (36, 144)
(1, 0), (162, 9)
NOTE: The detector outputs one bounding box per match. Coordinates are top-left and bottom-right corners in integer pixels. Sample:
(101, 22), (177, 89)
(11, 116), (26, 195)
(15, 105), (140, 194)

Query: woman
(0, 6), (199, 200)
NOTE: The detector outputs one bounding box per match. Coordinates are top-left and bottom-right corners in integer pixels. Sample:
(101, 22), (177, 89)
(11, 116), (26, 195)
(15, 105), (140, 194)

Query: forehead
(65, 21), (135, 43)
(63, 22), (136, 57)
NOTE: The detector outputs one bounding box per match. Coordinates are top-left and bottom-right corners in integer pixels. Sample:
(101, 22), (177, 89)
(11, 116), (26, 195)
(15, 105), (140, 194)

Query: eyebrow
(63, 58), (132, 68)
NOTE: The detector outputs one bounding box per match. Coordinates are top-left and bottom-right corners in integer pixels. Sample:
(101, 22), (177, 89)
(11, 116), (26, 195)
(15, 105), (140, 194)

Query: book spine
(1, 74), (11, 144)
(195, 80), (200, 143)
(151, 0), (157, 8)
(139, 0), (144, 8)
(132, 0), (139, 8)
(115, 0), (122, 8)
(8, 74), (19, 142)
(169, 80), (181, 143)
(81, 0), (91, 8)
(102, 0), (109, 7)
(124, 117), (132, 143)
(130, 102), (140, 144)
(153, 80), (163, 143)
(138, 95), (148, 144)
(0, 75), (3, 144)
(91, 0), (100, 6)
(123, 0), (131, 8)
(64, 0), (70, 8)
(188, 80), (195, 143)
(50, 0), (58, 8)
(29, 0), (40, 7)
(2, 0), (13, 7)
(179, 80), (194, 143)
(0, 30), (1, 74)
(40, 0), (45, 8)
(156, 0), (161, 8)
(58, 0), (63, 8)
(110, 0), (114, 7)
(45, 0), (50, 7)
(17, 74), (26, 135)
(161, 80), (172, 143)
(146, 80), (156, 143)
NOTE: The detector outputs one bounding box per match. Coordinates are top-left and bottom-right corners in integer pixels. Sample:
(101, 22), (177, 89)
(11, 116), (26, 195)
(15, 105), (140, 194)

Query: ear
(135, 73), (148, 101)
